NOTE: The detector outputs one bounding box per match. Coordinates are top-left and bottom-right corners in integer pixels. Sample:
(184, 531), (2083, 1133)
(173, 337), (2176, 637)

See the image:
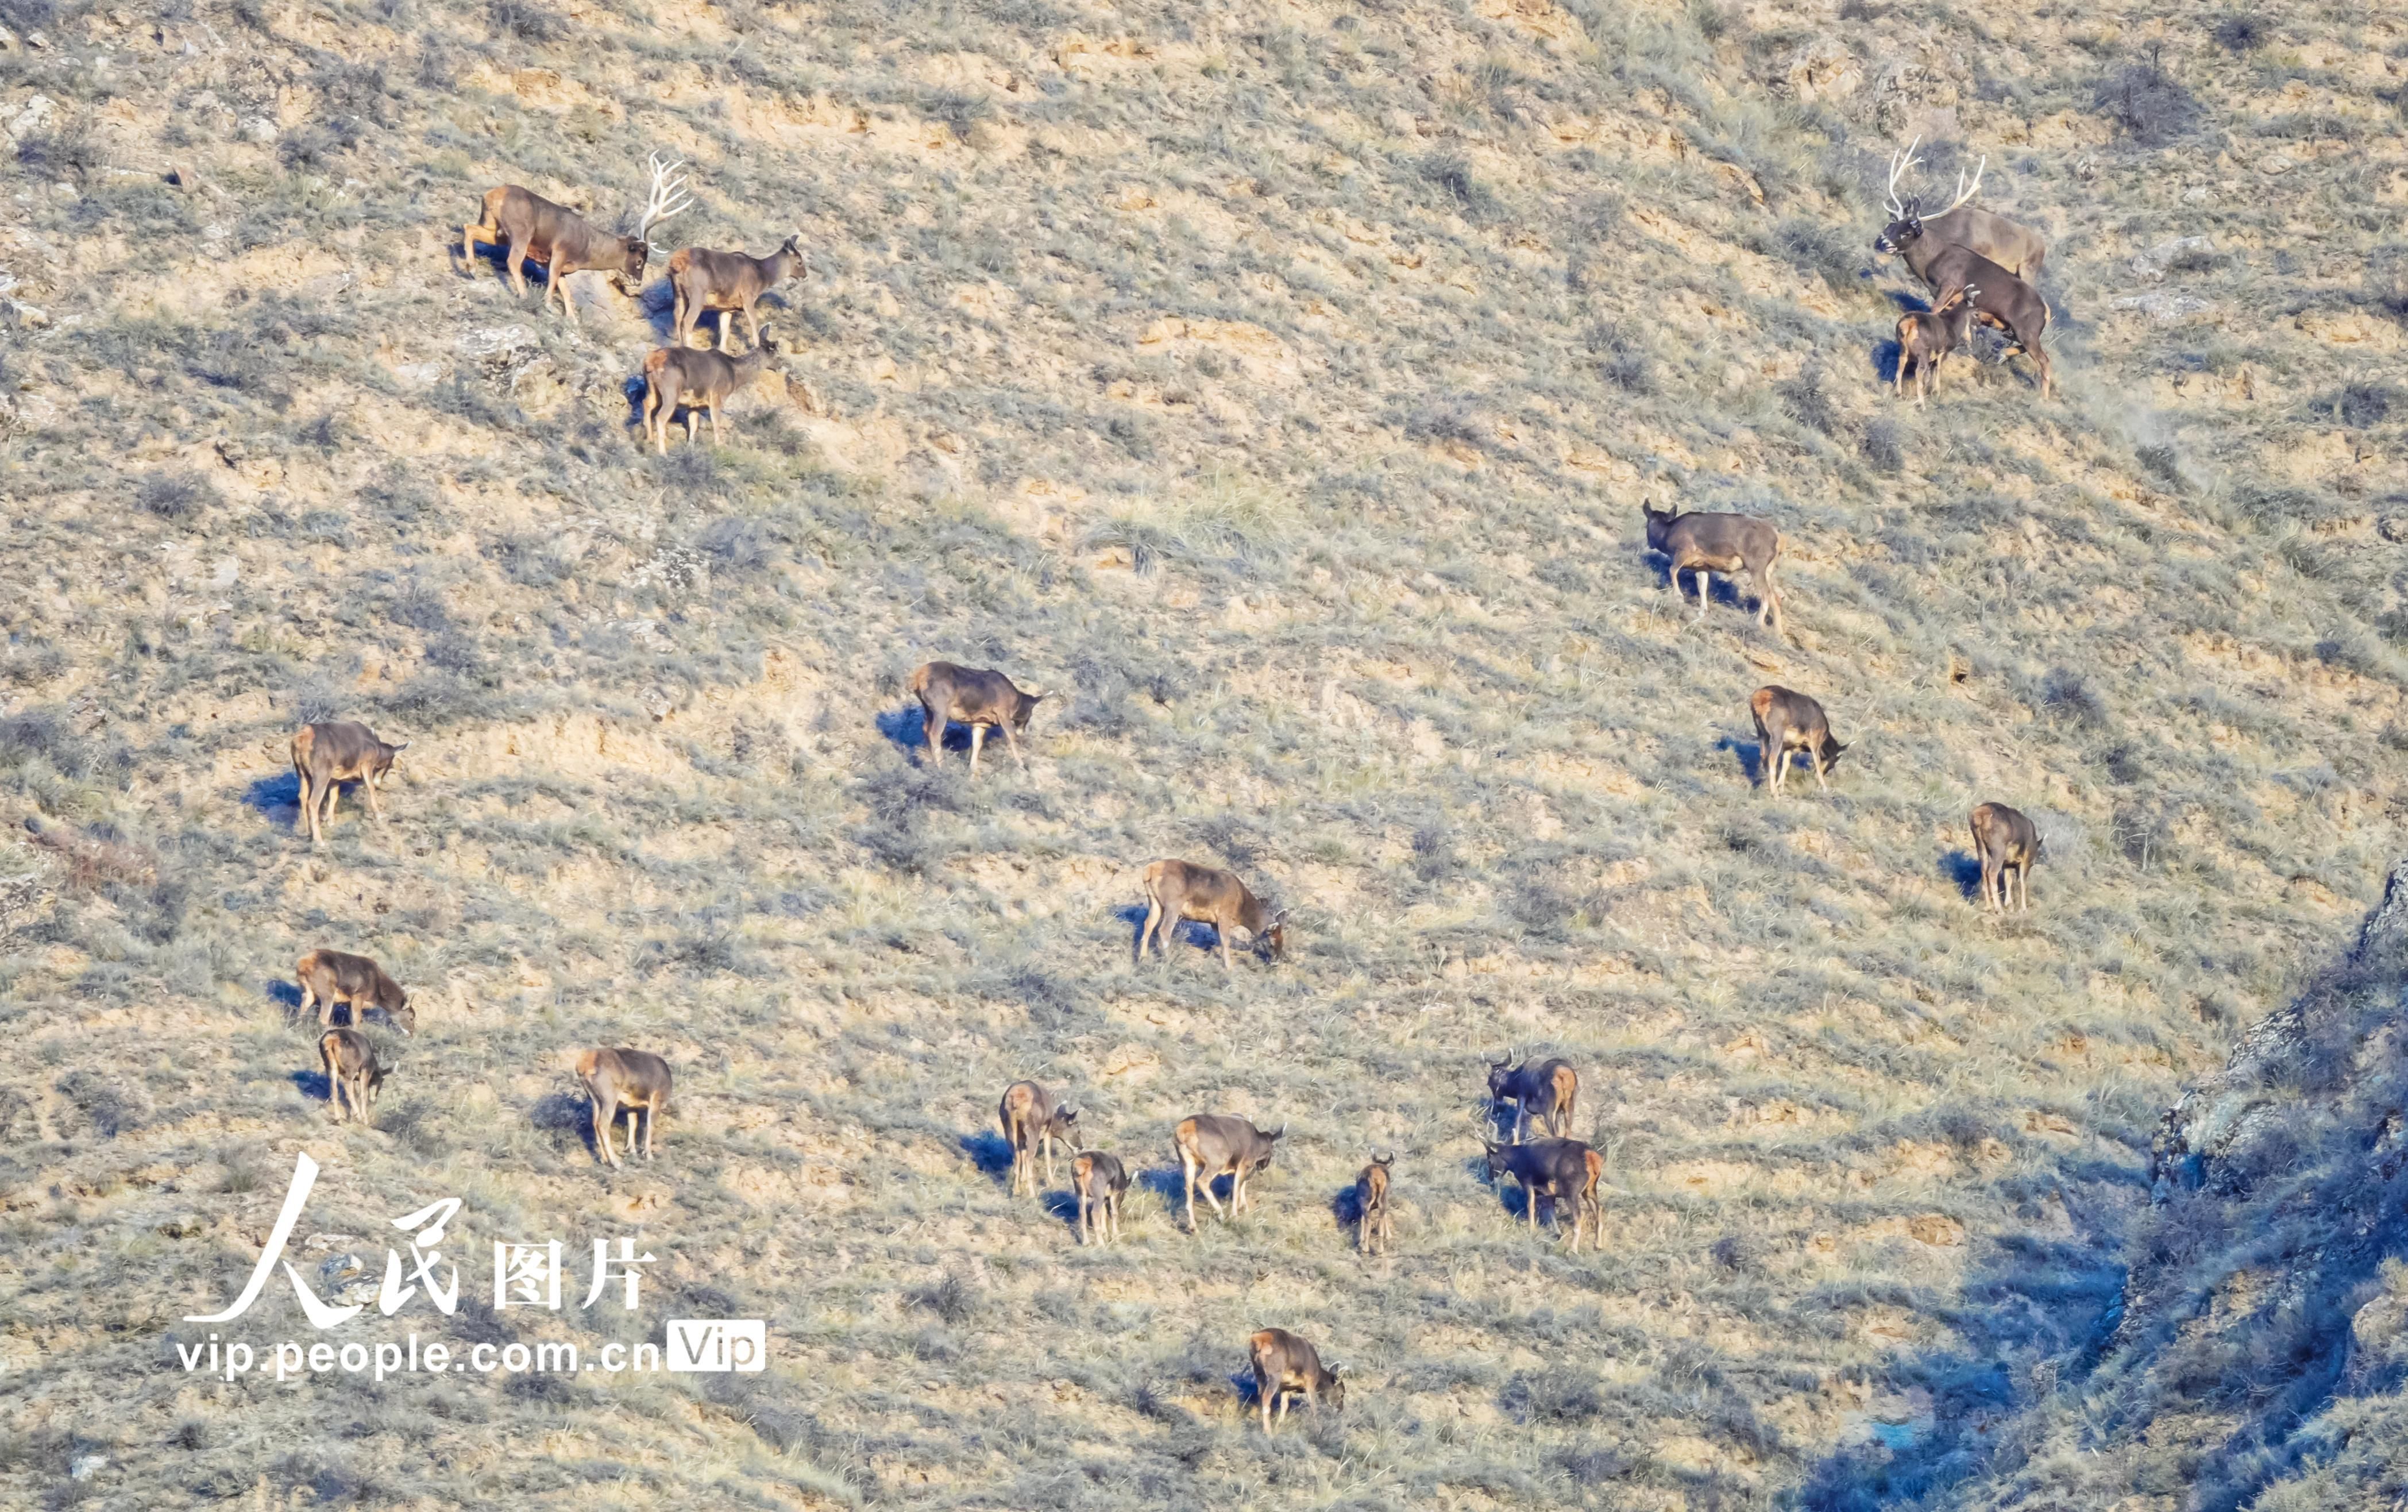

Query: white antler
(636, 152), (693, 246)
(1884, 134), (1923, 218)
(1934, 153), (1986, 216)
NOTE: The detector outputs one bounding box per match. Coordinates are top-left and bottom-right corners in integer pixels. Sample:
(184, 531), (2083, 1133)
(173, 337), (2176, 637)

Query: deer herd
(261, 137), (2066, 1429)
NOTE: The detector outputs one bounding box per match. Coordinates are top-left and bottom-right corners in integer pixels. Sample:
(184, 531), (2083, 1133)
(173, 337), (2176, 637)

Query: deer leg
(646, 1096), (661, 1159)
(1812, 749), (1830, 794)
(593, 1095), (616, 1167)
(707, 401), (722, 446)
(508, 246), (529, 300)
(322, 780), (341, 828)
(1041, 1129), (1055, 1186)
(968, 723), (985, 776)
(365, 771), (385, 824)
(1220, 925), (1234, 971)
(744, 303), (762, 352)
(1692, 569), (1710, 620)
(1002, 722), (1026, 770)
(717, 310), (734, 356)
(1138, 898), (1163, 963)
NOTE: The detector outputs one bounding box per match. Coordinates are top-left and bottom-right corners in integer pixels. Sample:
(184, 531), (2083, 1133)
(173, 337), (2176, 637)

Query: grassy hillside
(1, 0), (2404, 1504)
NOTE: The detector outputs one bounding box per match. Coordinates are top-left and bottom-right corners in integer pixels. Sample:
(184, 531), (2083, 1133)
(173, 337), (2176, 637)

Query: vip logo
(666, 1319), (766, 1372)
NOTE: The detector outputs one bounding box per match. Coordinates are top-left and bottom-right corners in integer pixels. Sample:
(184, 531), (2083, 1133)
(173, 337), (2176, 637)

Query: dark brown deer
(319, 1028), (394, 1125)
(670, 236), (806, 354)
(1248, 1328), (1345, 1433)
(1971, 801), (2042, 912)
(1874, 140), (2047, 281)
(1641, 503), (1785, 638)
(1072, 1150), (1129, 1245)
(998, 1080), (1079, 1198)
(908, 662), (1045, 775)
(296, 950), (415, 1035)
(1488, 1052), (1578, 1142)
(1353, 1151), (1394, 1255)
(1138, 860), (1288, 970)
(1876, 149), (2054, 399)
(1483, 1138), (1603, 1251)
(1174, 1114), (1283, 1231)
(1750, 686), (1847, 796)
(290, 722), (407, 845)
(461, 153), (690, 326)
(1894, 285), (1978, 405)
(578, 1048), (671, 1167)
(640, 330), (781, 453)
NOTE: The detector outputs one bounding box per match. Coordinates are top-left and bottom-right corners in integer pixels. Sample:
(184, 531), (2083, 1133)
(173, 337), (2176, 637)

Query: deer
(1971, 801), (2042, 912)
(1641, 502), (1786, 638)
(295, 950), (415, 1035)
(1487, 1052), (1578, 1143)
(1750, 686), (1847, 796)
(319, 1028), (395, 1125)
(908, 662), (1045, 776)
(290, 722), (407, 845)
(577, 1048), (672, 1167)
(1483, 1138), (1603, 1251)
(1875, 146), (2054, 399)
(670, 235), (807, 354)
(1137, 859), (1288, 971)
(1072, 1150), (1129, 1245)
(461, 153), (691, 327)
(1174, 1114), (1284, 1232)
(1894, 285), (1979, 405)
(1353, 1151), (1394, 1256)
(1874, 138), (2047, 283)
(640, 329), (781, 453)
(998, 1080), (1079, 1198)
(1248, 1328), (1345, 1433)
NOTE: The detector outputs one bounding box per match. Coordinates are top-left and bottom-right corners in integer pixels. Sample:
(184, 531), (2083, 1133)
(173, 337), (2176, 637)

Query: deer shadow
(960, 1130), (1016, 1187)
(1871, 336), (1906, 387)
(288, 1067), (333, 1103)
(242, 772), (303, 824)
(531, 1088), (599, 1158)
(265, 978), (305, 1016)
(1644, 556), (1753, 610)
(1117, 902), (1232, 962)
(1717, 735), (1764, 788)
(1941, 850), (1986, 901)
(877, 705), (989, 763)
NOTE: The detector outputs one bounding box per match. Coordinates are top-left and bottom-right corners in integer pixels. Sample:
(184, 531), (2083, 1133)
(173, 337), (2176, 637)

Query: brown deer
(461, 153), (690, 326)
(290, 722), (407, 845)
(1483, 1138), (1603, 1251)
(1487, 1052), (1578, 1142)
(319, 1028), (395, 1125)
(908, 662), (1045, 775)
(670, 236), (806, 354)
(1894, 285), (1978, 405)
(1874, 139), (2047, 281)
(1248, 1328), (1345, 1433)
(578, 1048), (671, 1167)
(1072, 1150), (1129, 1245)
(1876, 148), (2054, 399)
(1750, 686), (1847, 796)
(1353, 1151), (1394, 1255)
(640, 330), (781, 453)
(1641, 503), (1785, 638)
(1971, 801), (2042, 912)
(1138, 860), (1288, 970)
(998, 1080), (1079, 1197)
(1174, 1114), (1284, 1231)
(296, 950), (415, 1035)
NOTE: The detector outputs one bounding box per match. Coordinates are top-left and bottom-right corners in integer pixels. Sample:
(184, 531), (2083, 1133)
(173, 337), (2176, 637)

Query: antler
(636, 152), (693, 246)
(1934, 153), (1986, 216)
(1884, 134), (1923, 218)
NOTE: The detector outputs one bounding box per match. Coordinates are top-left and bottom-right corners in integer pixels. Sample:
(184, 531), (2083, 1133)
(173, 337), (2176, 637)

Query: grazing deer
(577, 1048), (671, 1167)
(1353, 1151), (1394, 1256)
(1248, 1328), (1345, 1433)
(319, 1028), (394, 1125)
(1483, 1138), (1603, 1251)
(461, 153), (691, 326)
(670, 235), (806, 354)
(1750, 686), (1847, 796)
(908, 662), (1045, 776)
(1137, 860), (1288, 970)
(1174, 1114), (1284, 1231)
(1487, 1052), (1578, 1143)
(1874, 139), (2047, 282)
(1641, 503), (1786, 638)
(640, 329), (781, 453)
(1971, 801), (2042, 912)
(1876, 148), (2054, 399)
(1072, 1150), (1129, 1245)
(1894, 286), (1978, 405)
(290, 722), (407, 845)
(998, 1080), (1079, 1198)
(296, 950), (415, 1035)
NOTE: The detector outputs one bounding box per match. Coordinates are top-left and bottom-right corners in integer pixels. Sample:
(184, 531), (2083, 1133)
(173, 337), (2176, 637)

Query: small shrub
(1503, 1365), (1604, 1424)
(2210, 14), (2265, 51)
(1861, 418), (1904, 473)
(2332, 384), (2394, 429)
(137, 471), (217, 520)
(488, 0), (565, 40)
(2094, 51), (2205, 145)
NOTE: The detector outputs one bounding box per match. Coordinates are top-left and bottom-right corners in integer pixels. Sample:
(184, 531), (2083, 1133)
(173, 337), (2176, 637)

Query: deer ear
(389, 741), (410, 753)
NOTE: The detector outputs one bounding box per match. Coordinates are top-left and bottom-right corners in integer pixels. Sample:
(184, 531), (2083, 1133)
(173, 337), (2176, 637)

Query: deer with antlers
(1875, 144), (2055, 399)
(1873, 139), (2046, 283)
(461, 153), (692, 327)
(670, 235), (807, 354)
